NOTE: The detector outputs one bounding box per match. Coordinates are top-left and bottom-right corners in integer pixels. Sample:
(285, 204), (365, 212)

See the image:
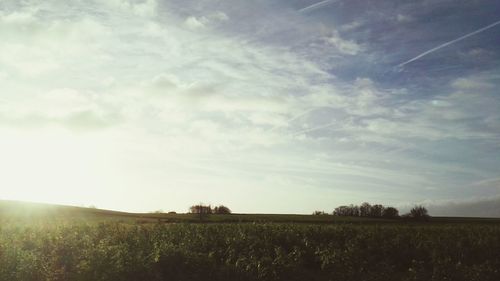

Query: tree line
(315, 202), (430, 220)
(186, 202), (430, 221)
(189, 204), (231, 215)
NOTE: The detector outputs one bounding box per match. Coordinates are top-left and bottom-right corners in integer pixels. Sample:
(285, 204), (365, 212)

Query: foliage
(213, 205), (231, 215)
(190, 204), (232, 216)
(0, 221), (499, 281)
(333, 202), (400, 218)
(403, 205), (430, 221)
(382, 207), (399, 218)
(189, 204), (213, 215)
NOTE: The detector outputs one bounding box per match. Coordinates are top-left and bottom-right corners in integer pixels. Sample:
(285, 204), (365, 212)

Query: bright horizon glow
(1, 0), (499, 216)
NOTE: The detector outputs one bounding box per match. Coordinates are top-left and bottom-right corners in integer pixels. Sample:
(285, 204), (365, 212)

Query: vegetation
(189, 204), (232, 215)
(404, 205), (430, 221)
(189, 204), (213, 215)
(213, 205), (231, 215)
(333, 202), (400, 218)
(1, 221), (499, 281)
(1, 201), (499, 280)
(382, 207), (399, 218)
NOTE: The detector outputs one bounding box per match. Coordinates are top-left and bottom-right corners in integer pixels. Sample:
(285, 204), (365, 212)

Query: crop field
(1, 220), (500, 280)
(1, 201), (500, 281)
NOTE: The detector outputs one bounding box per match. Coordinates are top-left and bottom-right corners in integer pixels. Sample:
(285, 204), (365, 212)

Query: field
(1, 201), (500, 281)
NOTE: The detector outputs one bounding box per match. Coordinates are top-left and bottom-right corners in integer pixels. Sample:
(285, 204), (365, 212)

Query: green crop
(0, 222), (499, 281)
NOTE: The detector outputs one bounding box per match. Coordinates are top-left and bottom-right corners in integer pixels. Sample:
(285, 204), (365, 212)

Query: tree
(333, 206), (349, 216)
(359, 202), (372, 217)
(189, 204), (212, 220)
(382, 207), (399, 218)
(213, 205), (231, 214)
(333, 205), (360, 217)
(313, 211), (327, 215)
(404, 205), (430, 221)
(370, 204), (384, 217)
(347, 204), (360, 216)
(332, 203), (399, 218)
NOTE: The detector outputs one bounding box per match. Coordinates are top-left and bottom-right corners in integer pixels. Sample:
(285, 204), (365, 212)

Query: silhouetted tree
(189, 204), (212, 220)
(404, 205), (430, 221)
(333, 205), (360, 216)
(313, 211), (327, 215)
(333, 206), (349, 216)
(382, 207), (399, 218)
(348, 204), (360, 216)
(359, 202), (372, 217)
(370, 204), (384, 217)
(333, 203), (400, 219)
(213, 205), (231, 214)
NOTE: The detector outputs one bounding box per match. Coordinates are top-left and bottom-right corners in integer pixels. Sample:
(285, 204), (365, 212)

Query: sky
(0, 0), (499, 216)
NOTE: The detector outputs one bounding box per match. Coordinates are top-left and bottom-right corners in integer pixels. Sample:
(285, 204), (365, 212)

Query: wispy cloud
(323, 31), (363, 55)
(0, 0), (499, 214)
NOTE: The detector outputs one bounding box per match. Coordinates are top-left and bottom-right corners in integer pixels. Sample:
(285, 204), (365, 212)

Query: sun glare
(0, 128), (110, 206)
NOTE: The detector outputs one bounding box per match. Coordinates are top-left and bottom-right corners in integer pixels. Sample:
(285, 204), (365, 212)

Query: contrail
(299, 0), (337, 13)
(267, 108), (318, 133)
(292, 121), (337, 136)
(267, 106), (333, 133)
(397, 20), (500, 68)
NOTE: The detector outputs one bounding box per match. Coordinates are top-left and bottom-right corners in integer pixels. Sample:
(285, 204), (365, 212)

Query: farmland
(1, 201), (500, 281)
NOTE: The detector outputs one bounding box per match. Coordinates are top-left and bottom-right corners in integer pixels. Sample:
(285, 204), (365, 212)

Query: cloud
(475, 177), (500, 186)
(323, 31), (363, 55)
(149, 73), (181, 91)
(0, 10), (36, 25)
(184, 11), (229, 30)
(0, 87), (120, 130)
(426, 196), (500, 217)
(451, 77), (494, 90)
(0, 0), (499, 213)
(396, 14), (413, 23)
(0, 8), (111, 77)
(184, 16), (206, 29)
(97, 0), (158, 17)
(340, 20), (363, 32)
